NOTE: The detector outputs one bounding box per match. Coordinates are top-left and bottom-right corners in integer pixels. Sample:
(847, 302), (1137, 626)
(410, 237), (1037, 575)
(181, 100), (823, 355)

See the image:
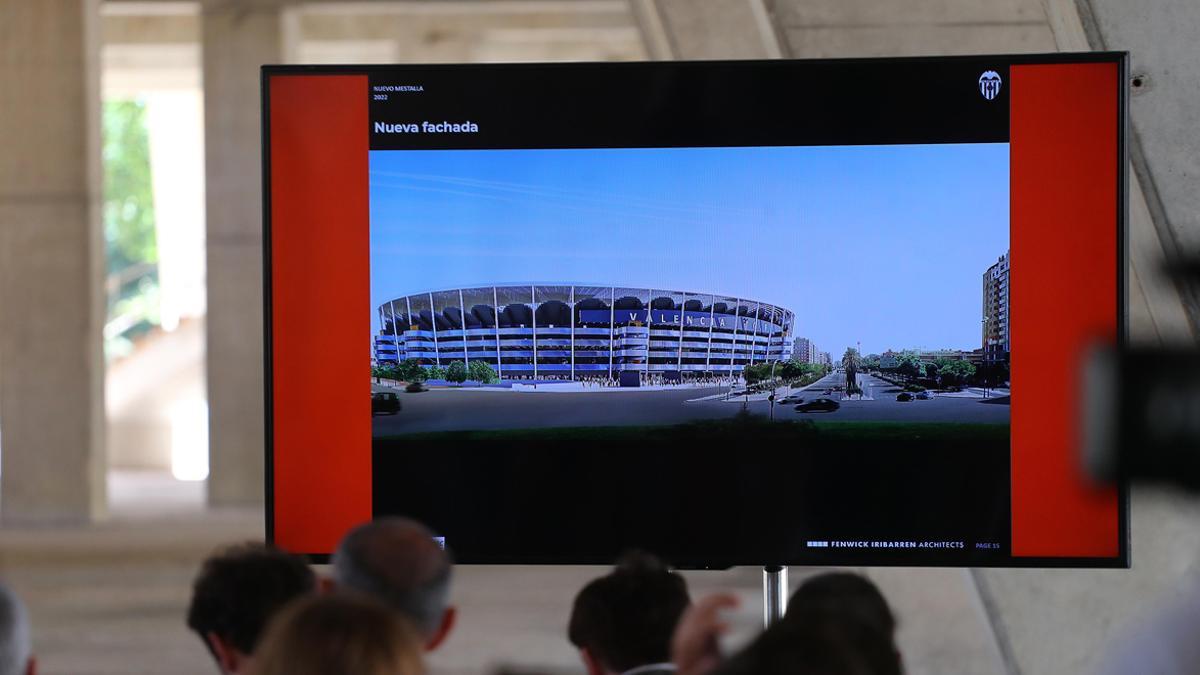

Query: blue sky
(369, 144), (1008, 356)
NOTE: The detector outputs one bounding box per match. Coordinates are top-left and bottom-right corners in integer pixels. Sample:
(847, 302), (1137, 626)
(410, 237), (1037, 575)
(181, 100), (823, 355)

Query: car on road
(730, 389), (750, 397)
(778, 395), (805, 405)
(822, 389), (833, 395)
(896, 392), (914, 402)
(372, 391), (402, 415)
(915, 391), (933, 400)
(795, 398), (839, 413)
(405, 382), (428, 393)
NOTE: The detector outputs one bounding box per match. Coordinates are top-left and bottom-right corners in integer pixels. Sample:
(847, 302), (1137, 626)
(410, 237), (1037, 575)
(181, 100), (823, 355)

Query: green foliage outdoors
(427, 365), (447, 380)
(468, 360), (499, 384)
(445, 360), (468, 385)
(102, 99), (159, 358)
(742, 362), (773, 385)
(397, 359), (426, 383)
(934, 358), (976, 388)
(842, 348), (860, 388)
(104, 100), (157, 275)
(894, 350), (922, 380)
(743, 359), (830, 389)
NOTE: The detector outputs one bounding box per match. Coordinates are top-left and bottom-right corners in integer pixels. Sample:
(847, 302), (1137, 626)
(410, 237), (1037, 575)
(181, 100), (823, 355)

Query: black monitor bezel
(261, 52), (1130, 568)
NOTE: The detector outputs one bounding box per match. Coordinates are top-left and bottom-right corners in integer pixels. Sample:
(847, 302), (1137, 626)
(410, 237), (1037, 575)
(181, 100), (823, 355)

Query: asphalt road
(780, 371), (1010, 424)
(372, 385), (736, 435)
(372, 371), (1008, 435)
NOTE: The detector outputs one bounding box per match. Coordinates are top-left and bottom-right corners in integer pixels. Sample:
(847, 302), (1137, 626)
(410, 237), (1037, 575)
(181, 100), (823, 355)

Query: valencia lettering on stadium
(578, 309), (782, 334)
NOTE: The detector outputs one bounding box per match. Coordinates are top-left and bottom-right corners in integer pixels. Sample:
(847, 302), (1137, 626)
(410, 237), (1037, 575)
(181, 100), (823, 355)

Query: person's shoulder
(622, 664), (677, 675)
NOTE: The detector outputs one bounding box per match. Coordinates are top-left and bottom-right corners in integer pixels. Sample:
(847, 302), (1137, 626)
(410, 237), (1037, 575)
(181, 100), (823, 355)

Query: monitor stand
(762, 565), (788, 626)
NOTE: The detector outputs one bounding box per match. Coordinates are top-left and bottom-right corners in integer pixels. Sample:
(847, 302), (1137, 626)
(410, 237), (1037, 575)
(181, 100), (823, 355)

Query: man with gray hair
(0, 583), (34, 675)
(332, 517), (456, 651)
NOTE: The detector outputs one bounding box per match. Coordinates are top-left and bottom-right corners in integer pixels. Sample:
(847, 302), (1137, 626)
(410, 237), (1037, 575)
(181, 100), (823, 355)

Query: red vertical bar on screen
(269, 74), (372, 553)
(1010, 63), (1120, 557)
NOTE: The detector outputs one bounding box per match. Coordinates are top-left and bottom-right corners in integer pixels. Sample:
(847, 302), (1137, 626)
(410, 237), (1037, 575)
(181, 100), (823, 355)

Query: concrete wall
(202, 0), (282, 506)
(1082, 0), (1200, 328)
(0, 0), (107, 524)
(769, 0), (1055, 56)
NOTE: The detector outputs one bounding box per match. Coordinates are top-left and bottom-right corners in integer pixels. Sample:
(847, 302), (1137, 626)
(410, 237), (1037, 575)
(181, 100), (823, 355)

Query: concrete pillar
(630, 0), (783, 59)
(202, 1), (283, 506)
(0, 0), (106, 523)
(1074, 0), (1200, 337)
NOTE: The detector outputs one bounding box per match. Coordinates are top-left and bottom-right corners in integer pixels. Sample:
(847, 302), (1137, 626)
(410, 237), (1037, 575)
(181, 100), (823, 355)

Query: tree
(842, 348), (861, 389)
(924, 362), (940, 381)
(894, 350), (922, 382)
(779, 359), (802, 382)
(427, 365), (446, 381)
(937, 360), (976, 388)
(445, 360), (468, 385)
(104, 100), (157, 275)
(468, 360), (498, 384)
(396, 358), (425, 383)
(743, 362), (772, 385)
(948, 360), (977, 379)
(372, 364), (401, 381)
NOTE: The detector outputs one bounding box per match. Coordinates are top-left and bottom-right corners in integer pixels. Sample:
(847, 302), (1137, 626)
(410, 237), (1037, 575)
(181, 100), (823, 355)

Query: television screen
(263, 54), (1128, 567)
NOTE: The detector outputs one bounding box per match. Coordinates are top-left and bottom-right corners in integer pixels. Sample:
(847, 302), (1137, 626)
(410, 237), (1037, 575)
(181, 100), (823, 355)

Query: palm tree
(841, 347), (861, 390)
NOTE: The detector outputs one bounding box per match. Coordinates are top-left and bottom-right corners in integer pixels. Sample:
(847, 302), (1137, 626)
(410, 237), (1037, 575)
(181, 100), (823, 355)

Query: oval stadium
(373, 283), (794, 383)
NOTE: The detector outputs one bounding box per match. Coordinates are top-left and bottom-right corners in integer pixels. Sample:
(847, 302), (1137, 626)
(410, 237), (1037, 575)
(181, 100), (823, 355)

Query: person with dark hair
(673, 573), (900, 675)
(253, 593), (424, 675)
(0, 583), (34, 675)
(714, 611), (902, 675)
(332, 517), (456, 652)
(785, 572), (896, 639)
(186, 543), (317, 675)
(568, 552), (692, 675)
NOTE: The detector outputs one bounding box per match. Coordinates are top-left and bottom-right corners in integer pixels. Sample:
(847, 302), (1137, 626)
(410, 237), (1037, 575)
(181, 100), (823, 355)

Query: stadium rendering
(373, 283), (794, 381)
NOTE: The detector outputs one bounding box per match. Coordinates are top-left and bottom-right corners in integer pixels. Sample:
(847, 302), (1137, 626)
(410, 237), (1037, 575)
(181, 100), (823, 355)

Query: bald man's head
(332, 518), (452, 637)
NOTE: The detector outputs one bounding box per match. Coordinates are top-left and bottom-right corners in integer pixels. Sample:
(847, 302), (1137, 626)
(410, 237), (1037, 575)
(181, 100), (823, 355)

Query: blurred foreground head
(254, 593), (424, 675)
(186, 543), (317, 675)
(786, 572), (896, 639)
(0, 583), (34, 675)
(569, 551), (691, 675)
(332, 517), (455, 650)
(716, 610), (902, 675)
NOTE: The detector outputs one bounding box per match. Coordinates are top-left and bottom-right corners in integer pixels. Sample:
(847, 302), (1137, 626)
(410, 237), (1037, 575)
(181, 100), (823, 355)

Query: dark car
(779, 395), (805, 405)
(372, 391), (402, 415)
(405, 381), (428, 393)
(896, 392), (914, 402)
(795, 398), (839, 413)
(822, 389), (833, 395)
(915, 391), (933, 400)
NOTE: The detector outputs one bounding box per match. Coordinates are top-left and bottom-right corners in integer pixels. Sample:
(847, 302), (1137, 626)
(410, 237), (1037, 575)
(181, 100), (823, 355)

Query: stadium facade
(373, 283), (794, 380)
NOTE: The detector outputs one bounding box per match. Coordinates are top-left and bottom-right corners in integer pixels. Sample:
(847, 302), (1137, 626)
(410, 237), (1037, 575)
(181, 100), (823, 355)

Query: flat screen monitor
(263, 53), (1128, 567)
